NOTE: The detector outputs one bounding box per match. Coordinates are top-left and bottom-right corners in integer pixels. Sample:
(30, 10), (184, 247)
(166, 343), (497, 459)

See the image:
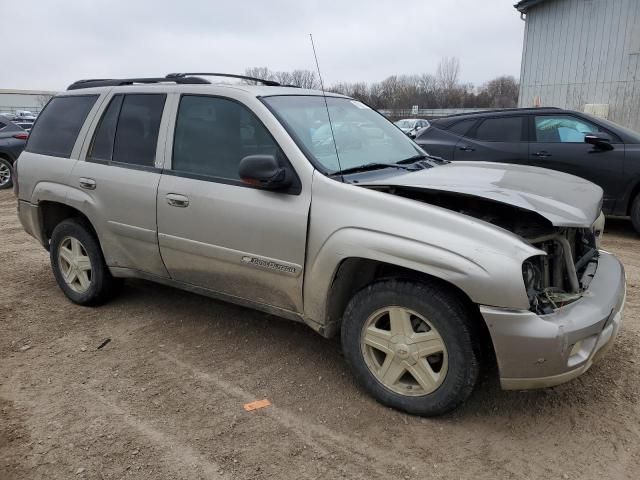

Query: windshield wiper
(331, 162), (419, 176)
(396, 154), (428, 164)
(396, 153), (449, 166)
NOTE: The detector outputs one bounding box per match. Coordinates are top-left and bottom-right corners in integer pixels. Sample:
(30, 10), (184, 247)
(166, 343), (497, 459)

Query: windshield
(263, 96), (422, 173)
(395, 119), (415, 128)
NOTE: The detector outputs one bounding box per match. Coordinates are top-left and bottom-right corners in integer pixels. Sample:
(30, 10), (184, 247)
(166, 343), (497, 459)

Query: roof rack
(433, 106), (562, 120)
(167, 72), (282, 87)
(67, 76), (210, 91)
(67, 72), (286, 91)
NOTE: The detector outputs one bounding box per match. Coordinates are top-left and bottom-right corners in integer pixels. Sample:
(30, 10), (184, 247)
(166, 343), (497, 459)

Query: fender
(303, 226), (540, 328)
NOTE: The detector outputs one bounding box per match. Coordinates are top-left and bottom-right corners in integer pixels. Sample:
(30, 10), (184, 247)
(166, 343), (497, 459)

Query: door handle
(166, 193), (189, 208)
(79, 177), (96, 190)
(459, 146), (475, 152)
(533, 151), (552, 158)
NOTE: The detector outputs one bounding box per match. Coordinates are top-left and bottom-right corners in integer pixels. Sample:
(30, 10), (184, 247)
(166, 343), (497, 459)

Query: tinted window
(112, 94), (166, 166)
(534, 115), (604, 143)
(88, 95), (123, 161)
(447, 119), (476, 137)
(473, 117), (523, 142)
(26, 95), (97, 157)
(0, 122), (5, 129)
(172, 95), (280, 180)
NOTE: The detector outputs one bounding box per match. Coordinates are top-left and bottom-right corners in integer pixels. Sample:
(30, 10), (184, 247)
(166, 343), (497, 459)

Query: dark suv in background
(0, 115), (29, 189)
(415, 107), (640, 232)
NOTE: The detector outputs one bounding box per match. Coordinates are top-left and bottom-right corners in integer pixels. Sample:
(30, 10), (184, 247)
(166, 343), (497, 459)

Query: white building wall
(519, 0), (640, 132)
(0, 90), (57, 115)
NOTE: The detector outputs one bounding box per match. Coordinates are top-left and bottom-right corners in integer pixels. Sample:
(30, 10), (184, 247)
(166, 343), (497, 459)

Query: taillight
(13, 133), (29, 140)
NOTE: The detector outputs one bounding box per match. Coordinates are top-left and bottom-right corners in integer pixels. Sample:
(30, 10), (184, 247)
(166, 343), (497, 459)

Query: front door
(529, 114), (625, 213)
(156, 94), (310, 313)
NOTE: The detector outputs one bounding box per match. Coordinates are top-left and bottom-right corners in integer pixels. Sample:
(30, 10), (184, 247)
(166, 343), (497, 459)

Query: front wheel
(341, 280), (479, 416)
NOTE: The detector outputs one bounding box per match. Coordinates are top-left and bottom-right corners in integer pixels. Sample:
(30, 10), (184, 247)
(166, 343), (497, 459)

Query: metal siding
(519, 0), (640, 132)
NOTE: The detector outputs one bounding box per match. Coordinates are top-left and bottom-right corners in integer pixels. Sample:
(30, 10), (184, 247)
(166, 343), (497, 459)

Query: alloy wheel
(360, 306), (448, 396)
(57, 236), (93, 293)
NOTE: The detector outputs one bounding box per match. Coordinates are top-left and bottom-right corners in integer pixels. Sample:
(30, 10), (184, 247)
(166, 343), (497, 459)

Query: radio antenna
(309, 33), (343, 180)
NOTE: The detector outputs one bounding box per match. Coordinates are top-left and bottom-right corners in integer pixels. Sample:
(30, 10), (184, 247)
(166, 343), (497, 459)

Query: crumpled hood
(361, 161), (603, 227)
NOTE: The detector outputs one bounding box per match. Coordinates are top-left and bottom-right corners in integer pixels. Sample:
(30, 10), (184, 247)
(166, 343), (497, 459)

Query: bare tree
(436, 57), (461, 91)
(289, 70), (319, 89)
(245, 63), (519, 111)
(478, 76), (519, 108)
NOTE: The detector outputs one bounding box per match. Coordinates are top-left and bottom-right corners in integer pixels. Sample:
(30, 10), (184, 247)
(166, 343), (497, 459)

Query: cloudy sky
(0, 0), (525, 91)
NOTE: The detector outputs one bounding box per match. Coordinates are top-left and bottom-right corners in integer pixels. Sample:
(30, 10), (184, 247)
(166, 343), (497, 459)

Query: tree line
(245, 57), (519, 110)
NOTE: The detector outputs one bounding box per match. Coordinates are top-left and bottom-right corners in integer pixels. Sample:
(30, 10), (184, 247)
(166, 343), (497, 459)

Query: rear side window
(472, 117), (524, 142)
(26, 95), (98, 157)
(172, 95), (280, 180)
(0, 122), (5, 129)
(88, 94), (166, 167)
(447, 119), (476, 137)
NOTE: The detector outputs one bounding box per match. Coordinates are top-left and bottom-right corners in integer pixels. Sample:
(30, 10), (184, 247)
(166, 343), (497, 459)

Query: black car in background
(415, 107), (640, 232)
(0, 115), (29, 190)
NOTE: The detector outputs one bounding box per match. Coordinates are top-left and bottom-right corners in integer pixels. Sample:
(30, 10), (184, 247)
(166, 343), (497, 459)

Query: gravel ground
(1, 189), (639, 480)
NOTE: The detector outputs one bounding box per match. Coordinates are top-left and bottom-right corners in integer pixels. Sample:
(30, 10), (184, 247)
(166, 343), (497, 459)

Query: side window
(472, 117), (524, 142)
(112, 94), (166, 166)
(26, 95), (98, 157)
(172, 95), (280, 180)
(0, 121), (6, 129)
(534, 115), (603, 143)
(447, 119), (476, 137)
(88, 95), (123, 161)
(88, 94), (165, 166)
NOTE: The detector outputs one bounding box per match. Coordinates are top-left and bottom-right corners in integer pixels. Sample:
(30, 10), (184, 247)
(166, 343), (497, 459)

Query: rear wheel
(0, 158), (12, 190)
(341, 280), (479, 416)
(631, 194), (640, 234)
(50, 219), (119, 305)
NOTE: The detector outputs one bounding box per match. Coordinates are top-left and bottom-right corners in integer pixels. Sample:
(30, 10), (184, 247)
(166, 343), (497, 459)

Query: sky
(0, 0), (525, 92)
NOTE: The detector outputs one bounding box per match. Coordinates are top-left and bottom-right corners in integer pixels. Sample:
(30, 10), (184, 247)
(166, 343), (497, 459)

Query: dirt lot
(0, 189), (638, 480)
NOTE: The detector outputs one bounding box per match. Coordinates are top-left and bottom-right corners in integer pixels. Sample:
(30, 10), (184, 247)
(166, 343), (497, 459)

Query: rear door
(529, 114), (625, 213)
(453, 115), (529, 163)
(156, 94), (310, 313)
(70, 92), (170, 277)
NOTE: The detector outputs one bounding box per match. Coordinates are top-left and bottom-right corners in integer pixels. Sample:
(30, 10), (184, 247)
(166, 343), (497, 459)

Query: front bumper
(481, 251), (626, 390)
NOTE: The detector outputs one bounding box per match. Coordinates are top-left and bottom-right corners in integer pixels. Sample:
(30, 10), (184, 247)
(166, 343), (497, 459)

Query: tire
(0, 157), (13, 190)
(49, 218), (119, 305)
(631, 194), (640, 234)
(341, 280), (479, 416)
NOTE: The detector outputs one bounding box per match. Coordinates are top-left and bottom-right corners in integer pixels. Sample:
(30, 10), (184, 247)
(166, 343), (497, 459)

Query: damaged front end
(367, 186), (602, 314)
(522, 228), (599, 314)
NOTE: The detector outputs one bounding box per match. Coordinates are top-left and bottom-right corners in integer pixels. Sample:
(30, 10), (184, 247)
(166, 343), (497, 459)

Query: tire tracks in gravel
(155, 350), (433, 477)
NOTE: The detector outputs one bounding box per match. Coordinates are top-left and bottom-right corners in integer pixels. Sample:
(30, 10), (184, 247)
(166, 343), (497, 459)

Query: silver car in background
(15, 73), (625, 415)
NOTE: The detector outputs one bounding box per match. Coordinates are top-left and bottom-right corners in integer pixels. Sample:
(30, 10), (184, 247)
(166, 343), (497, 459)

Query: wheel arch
(321, 257), (496, 368)
(39, 200), (100, 250)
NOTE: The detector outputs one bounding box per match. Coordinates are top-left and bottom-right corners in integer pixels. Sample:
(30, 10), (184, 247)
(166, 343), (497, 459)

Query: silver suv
(15, 73), (625, 416)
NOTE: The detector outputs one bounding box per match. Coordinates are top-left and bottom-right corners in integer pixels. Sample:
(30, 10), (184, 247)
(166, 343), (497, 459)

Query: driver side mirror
(585, 132), (614, 150)
(238, 154), (293, 191)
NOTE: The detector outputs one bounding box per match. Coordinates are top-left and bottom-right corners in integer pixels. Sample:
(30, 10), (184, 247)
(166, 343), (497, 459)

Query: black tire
(631, 194), (640, 234)
(341, 280), (479, 416)
(0, 157), (13, 190)
(49, 218), (119, 305)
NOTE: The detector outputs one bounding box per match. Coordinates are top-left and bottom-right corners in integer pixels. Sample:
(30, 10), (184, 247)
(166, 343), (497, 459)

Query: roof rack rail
(166, 72), (282, 87)
(434, 106), (562, 120)
(67, 76), (210, 91)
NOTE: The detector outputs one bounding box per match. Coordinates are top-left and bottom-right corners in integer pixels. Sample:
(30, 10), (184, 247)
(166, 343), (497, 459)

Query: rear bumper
(481, 251), (625, 390)
(17, 199), (47, 247)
